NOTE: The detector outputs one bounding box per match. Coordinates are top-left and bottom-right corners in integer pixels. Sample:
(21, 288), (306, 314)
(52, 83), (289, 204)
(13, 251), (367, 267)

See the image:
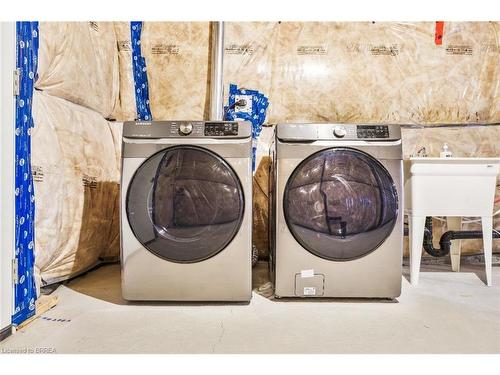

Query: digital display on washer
(356, 125), (389, 139)
(204, 122), (239, 136)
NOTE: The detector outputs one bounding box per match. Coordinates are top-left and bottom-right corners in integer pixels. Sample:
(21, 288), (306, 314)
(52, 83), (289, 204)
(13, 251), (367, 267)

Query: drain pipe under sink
(422, 216), (500, 257)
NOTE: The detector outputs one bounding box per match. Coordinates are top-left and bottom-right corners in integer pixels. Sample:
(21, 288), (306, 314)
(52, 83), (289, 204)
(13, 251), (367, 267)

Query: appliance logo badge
(136, 121), (152, 126)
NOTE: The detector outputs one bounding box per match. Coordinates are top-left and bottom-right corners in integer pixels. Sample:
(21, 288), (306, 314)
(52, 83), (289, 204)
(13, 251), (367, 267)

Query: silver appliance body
(121, 120), (252, 301)
(270, 123), (403, 298)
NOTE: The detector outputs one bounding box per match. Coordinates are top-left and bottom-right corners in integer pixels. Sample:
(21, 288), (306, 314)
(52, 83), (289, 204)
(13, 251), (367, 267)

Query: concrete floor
(1, 262), (499, 354)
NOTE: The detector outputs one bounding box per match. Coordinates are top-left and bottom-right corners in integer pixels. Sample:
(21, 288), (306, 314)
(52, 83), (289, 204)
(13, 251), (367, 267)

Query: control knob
(179, 123), (193, 135)
(333, 126), (347, 138)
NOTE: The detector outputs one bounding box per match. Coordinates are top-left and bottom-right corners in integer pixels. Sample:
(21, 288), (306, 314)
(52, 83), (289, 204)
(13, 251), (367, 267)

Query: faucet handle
(416, 146), (427, 158)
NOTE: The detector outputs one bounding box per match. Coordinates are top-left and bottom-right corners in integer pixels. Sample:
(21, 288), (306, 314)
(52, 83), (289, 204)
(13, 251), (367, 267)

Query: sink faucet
(416, 146), (427, 157)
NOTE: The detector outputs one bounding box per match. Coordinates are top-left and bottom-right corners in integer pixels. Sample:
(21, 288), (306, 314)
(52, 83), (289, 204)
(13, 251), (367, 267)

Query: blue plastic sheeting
(225, 84), (269, 171)
(13, 21), (38, 326)
(131, 22), (152, 121)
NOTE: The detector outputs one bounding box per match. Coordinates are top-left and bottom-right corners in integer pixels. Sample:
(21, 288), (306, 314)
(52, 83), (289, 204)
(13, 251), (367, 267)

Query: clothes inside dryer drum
(126, 146), (244, 263)
(284, 148), (398, 261)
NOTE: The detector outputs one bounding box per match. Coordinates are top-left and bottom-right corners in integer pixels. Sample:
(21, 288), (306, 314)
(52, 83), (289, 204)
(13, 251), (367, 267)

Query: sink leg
(446, 217), (462, 272)
(481, 216), (493, 287)
(409, 215), (426, 286)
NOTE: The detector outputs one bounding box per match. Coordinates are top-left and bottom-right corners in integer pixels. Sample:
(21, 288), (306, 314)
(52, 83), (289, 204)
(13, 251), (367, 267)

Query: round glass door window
(283, 147), (398, 261)
(126, 146), (244, 263)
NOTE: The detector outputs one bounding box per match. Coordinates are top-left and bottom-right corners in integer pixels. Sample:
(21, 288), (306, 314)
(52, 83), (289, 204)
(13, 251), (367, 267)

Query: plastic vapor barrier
(265, 22), (499, 124)
(223, 22), (278, 107)
(115, 21), (500, 127)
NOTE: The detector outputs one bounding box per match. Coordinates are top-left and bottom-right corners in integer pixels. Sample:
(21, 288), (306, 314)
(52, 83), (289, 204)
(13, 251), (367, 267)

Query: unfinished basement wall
(32, 22), (499, 290)
(114, 21), (500, 124)
(113, 21), (499, 259)
(32, 22), (121, 291)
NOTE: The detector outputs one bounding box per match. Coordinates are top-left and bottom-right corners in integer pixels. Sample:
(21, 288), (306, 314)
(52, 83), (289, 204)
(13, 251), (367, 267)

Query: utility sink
(404, 157), (500, 286)
(404, 157), (500, 216)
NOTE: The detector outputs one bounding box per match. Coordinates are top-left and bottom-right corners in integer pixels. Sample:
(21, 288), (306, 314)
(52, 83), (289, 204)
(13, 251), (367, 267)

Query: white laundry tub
(404, 157), (499, 216)
(404, 157), (500, 286)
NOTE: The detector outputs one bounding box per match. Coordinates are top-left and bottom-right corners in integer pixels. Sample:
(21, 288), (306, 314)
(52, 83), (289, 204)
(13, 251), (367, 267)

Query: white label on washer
(301, 269), (314, 278)
(303, 287), (316, 296)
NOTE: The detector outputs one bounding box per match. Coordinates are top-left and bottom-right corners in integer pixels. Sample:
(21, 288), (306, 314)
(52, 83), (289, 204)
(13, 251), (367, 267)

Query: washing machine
(121, 120), (252, 301)
(270, 123), (403, 298)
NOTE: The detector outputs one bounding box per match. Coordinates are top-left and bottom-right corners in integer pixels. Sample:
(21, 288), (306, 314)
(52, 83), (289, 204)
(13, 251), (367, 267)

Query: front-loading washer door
(283, 147), (398, 261)
(126, 145), (244, 263)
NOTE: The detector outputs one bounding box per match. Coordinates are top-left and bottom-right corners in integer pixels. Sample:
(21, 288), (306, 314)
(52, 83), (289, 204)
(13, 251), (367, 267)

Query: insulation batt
(252, 126), (274, 257)
(223, 22), (279, 107)
(101, 120), (122, 261)
(31, 91), (120, 289)
(115, 21), (500, 124)
(141, 22), (211, 120)
(267, 22), (499, 124)
(36, 22), (120, 119)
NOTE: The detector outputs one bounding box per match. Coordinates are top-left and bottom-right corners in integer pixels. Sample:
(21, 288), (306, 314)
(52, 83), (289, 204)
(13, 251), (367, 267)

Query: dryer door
(126, 145), (245, 263)
(283, 147), (398, 261)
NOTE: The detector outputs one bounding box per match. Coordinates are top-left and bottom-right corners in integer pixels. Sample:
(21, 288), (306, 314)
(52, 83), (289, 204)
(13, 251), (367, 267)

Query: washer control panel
(204, 122), (239, 136)
(123, 120), (251, 139)
(169, 122), (204, 137)
(356, 125), (390, 139)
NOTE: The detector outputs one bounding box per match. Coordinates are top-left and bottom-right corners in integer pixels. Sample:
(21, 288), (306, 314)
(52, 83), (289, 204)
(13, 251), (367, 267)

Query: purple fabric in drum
(153, 148), (241, 227)
(284, 148), (398, 261)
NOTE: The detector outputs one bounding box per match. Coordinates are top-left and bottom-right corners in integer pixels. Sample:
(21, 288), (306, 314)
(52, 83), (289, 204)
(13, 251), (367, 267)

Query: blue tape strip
(13, 21), (38, 326)
(225, 84), (269, 171)
(131, 22), (152, 121)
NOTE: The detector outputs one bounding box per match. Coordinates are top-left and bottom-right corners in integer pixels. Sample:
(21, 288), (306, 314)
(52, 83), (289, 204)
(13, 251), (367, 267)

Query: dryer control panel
(356, 125), (390, 139)
(277, 123), (401, 142)
(123, 120), (251, 139)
